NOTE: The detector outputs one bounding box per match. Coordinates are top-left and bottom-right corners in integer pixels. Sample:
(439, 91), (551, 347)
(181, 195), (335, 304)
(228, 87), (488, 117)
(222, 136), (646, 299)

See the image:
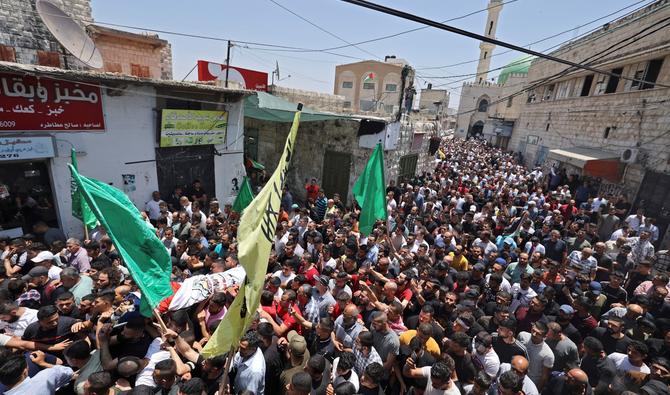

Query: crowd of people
(0, 138), (668, 395)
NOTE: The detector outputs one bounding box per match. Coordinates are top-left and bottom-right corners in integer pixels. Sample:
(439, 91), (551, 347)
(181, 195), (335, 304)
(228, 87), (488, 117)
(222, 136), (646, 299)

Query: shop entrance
(0, 160), (58, 235)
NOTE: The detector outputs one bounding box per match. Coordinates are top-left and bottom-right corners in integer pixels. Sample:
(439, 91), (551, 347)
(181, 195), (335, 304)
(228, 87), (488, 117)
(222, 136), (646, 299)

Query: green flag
(352, 143), (387, 236)
(70, 149), (97, 230)
(201, 109), (302, 358)
(68, 165), (173, 316)
(232, 177), (254, 213)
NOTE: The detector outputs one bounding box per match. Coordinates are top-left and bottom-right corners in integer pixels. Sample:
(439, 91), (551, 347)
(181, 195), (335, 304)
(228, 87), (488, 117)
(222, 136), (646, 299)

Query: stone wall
(248, 113), (432, 204)
(270, 85), (345, 113)
(160, 43), (173, 80)
(0, 0), (93, 69)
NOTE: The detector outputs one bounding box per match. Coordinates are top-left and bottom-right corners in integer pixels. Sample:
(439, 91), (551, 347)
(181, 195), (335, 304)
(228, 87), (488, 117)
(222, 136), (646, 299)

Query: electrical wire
(416, 0), (652, 71)
(339, 0), (670, 90)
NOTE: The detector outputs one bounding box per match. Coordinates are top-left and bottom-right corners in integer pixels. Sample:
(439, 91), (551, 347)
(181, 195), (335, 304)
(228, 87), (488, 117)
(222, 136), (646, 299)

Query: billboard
(0, 73), (105, 132)
(197, 60), (268, 91)
(160, 109), (228, 147)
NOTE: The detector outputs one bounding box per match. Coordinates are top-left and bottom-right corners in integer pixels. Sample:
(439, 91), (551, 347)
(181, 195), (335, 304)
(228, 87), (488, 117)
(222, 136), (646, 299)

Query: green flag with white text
(68, 165), (173, 316)
(352, 143), (387, 236)
(70, 149), (97, 230)
(232, 176), (254, 213)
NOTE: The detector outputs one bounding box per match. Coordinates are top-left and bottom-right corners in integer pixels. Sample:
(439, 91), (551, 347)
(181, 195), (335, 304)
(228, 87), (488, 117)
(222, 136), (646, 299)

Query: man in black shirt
(589, 316), (633, 355)
(580, 336), (616, 394)
(593, 242), (613, 282)
(600, 271), (628, 310)
(258, 322), (284, 395)
(492, 318), (528, 364)
(22, 305), (81, 358)
(446, 332), (478, 387)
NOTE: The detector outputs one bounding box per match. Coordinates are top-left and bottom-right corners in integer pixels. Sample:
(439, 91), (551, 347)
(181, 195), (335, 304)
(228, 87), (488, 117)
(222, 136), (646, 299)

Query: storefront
(0, 136), (57, 237)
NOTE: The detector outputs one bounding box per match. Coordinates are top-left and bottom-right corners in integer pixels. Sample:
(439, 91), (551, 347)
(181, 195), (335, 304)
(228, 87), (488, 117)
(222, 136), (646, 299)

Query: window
(555, 80), (573, 99)
(477, 99), (489, 112)
(360, 100), (375, 111)
(105, 62), (123, 73)
(580, 75), (594, 96)
(37, 50), (60, 67)
(506, 96), (513, 108)
(641, 58), (664, 90)
(384, 104), (394, 113)
(131, 63), (151, 78)
(543, 84), (555, 101)
(483, 51), (487, 60)
(488, 21), (494, 35)
(605, 67), (623, 93)
(0, 45), (15, 62)
(603, 127), (611, 139)
(593, 75), (608, 95)
(363, 82), (375, 90)
(342, 81), (353, 89)
(385, 83), (397, 92)
(343, 101), (351, 108)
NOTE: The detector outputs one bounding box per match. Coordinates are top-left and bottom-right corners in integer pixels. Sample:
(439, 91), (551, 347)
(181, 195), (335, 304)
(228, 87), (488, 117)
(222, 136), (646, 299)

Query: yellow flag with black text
(201, 109), (301, 357)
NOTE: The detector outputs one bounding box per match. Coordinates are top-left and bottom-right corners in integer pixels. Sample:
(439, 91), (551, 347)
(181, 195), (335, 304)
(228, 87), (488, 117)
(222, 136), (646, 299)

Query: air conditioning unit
(620, 148), (639, 163)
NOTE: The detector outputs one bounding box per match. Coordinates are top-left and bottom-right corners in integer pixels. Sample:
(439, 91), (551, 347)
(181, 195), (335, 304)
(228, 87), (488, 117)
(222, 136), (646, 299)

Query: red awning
(548, 147), (623, 182)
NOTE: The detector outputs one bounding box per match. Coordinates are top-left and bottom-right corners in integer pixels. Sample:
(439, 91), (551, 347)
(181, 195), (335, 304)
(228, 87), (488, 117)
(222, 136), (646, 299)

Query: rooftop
(88, 24), (168, 48)
(0, 61), (251, 97)
(497, 55), (534, 84)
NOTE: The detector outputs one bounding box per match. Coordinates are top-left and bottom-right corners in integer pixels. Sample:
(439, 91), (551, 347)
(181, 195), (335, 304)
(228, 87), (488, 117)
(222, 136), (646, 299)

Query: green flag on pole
(352, 143), (387, 236)
(70, 149), (97, 230)
(68, 165), (173, 316)
(232, 176), (254, 214)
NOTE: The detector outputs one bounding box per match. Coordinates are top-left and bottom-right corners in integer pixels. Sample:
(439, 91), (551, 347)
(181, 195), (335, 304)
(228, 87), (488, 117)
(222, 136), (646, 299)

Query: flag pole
(218, 345), (235, 395)
(152, 308), (169, 334)
(83, 226), (89, 241)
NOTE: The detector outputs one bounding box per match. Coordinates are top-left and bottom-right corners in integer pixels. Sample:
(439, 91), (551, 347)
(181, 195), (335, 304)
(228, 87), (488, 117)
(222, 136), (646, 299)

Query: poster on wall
(0, 73), (105, 131)
(197, 60), (268, 91)
(122, 174), (136, 193)
(160, 109), (228, 147)
(0, 136), (55, 160)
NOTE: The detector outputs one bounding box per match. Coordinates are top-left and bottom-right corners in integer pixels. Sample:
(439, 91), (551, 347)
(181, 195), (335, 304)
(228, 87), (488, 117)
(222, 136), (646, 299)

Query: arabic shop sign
(0, 136), (55, 160)
(160, 109), (228, 147)
(0, 73), (105, 132)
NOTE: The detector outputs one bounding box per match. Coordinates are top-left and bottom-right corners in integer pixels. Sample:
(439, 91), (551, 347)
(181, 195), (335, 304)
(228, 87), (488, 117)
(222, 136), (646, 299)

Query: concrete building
(418, 84), (450, 119)
(0, 0), (172, 79)
(509, 0), (670, 246)
(0, 62), (248, 238)
(89, 25), (173, 80)
(454, 0), (532, 148)
(333, 56), (415, 116)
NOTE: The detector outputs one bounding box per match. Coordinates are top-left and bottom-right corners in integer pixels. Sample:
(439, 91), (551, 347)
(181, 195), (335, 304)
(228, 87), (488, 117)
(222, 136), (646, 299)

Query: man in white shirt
(231, 331), (266, 395)
(402, 358), (460, 395)
(144, 191), (164, 221)
(607, 340), (650, 374)
(0, 303), (38, 337)
(473, 331), (500, 379)
(625, 208), (645, 234)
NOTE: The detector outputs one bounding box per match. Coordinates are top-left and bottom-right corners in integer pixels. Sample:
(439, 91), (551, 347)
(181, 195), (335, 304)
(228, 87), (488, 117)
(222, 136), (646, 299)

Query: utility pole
(225, 40), (232, 88)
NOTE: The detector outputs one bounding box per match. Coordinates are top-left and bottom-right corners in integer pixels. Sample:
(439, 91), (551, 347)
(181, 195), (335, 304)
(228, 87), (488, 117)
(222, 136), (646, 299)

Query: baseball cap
(469, 205), (477, 212)
(287, 330), (307, 359)
(32, 251), (54, 263)
(291, 204), (300, 209)
(559, 304), (575, 315)
(317, 275), (330, 286)
(589, 281), (602, 295)
(494, 258), (507, 266)
(22, 266), (48, 281)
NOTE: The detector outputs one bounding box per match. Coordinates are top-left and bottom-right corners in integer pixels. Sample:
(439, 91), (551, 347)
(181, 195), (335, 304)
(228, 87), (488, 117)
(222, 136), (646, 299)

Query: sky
(91, 0), (645, 108)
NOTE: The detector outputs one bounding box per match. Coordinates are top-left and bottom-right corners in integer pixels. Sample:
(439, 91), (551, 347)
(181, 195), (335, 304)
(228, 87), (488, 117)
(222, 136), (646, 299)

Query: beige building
(333, 56), (415, 115)
(419, 84), (450, 117)
(509, 0), (670, 246)
(455, 0), (531, 148)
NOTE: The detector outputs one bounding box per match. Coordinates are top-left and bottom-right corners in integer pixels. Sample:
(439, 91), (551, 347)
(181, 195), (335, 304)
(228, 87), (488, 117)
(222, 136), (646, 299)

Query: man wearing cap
(30, 250), (60, 282)
(280, 330), (311, 392)
(22, 266), (55, 305)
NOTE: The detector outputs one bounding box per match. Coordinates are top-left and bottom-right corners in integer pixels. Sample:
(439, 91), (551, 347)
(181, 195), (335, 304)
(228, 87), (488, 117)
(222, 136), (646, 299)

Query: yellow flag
(201, 110), (301, 357)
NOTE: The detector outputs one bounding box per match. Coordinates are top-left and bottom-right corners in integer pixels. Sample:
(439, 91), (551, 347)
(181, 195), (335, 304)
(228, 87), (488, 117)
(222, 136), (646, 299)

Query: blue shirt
(232, 348), (265, 395)
(6, 365), (73, 395)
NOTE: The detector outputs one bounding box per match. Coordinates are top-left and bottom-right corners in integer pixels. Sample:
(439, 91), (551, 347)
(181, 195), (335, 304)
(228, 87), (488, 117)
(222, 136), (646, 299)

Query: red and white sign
(0, 73), (105, 132)
(197, 60), (268, 91)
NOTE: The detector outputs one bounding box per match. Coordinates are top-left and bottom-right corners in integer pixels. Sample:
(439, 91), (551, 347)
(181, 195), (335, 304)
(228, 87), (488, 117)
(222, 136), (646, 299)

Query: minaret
(476, 0), (503, 84)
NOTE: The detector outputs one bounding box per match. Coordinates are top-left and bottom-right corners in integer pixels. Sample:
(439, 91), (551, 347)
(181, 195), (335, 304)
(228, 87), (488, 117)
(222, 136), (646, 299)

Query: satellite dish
(36, 0), (103, 68)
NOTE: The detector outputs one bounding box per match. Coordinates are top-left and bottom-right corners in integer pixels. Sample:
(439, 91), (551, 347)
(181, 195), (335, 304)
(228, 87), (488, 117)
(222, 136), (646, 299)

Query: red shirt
(396, 287), (413, 303)
(306, 184), (320, 202)
(276, 302), (303, 336)
(300, 265), (319, 286)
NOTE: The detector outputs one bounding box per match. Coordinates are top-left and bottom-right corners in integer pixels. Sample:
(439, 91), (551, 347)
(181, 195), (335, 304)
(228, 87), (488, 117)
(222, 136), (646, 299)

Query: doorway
(633, 171), (670, 245)
(155, 146), (215, 200)
(322, 151), (351, 204)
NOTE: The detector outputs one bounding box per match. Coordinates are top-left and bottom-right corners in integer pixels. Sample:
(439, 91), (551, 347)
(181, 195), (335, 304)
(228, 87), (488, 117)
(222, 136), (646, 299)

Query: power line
(267, 0), (380, 60)
(416, 0), (652, 71)
(453, 17), (670, 118)
(340, 0), (670, 90)
(251, 0), (519, 54)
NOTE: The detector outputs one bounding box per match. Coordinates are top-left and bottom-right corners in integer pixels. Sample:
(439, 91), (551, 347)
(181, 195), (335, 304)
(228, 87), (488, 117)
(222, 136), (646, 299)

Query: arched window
(477, 99), (489, 112)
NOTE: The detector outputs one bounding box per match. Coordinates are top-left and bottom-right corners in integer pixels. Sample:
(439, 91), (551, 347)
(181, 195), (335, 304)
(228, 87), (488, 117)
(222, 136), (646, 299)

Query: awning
(244, 91), (349, 122)
(548, 147), (623, 182)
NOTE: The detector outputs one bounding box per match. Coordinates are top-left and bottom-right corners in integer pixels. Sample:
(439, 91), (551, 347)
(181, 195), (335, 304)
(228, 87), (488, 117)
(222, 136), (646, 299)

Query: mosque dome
(497, 55), (535, 84)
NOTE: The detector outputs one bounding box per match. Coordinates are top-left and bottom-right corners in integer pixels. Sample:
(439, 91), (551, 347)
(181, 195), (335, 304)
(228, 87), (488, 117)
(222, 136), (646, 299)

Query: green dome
(497, 55), (535, 84)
